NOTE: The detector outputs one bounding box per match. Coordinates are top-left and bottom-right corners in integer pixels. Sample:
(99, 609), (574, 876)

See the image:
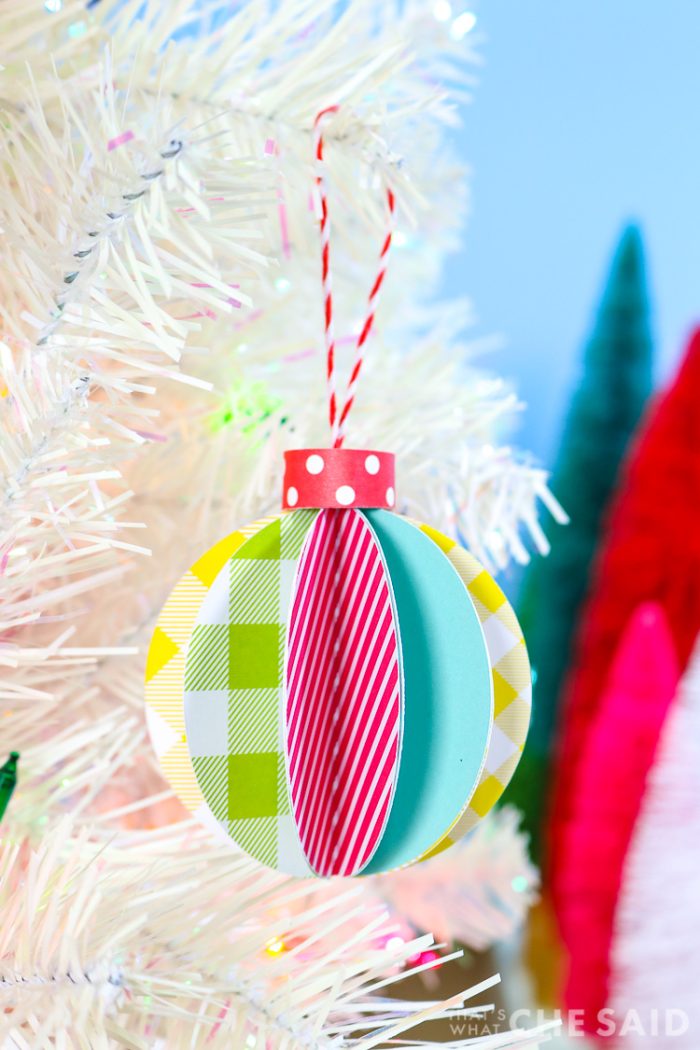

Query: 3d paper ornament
(145, 107), (531, 877)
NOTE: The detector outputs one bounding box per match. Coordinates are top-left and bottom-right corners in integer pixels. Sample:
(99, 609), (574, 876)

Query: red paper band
(282, 449), (396, 510)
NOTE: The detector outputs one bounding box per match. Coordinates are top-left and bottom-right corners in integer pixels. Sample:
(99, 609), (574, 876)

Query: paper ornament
(146, 448), (531, 876)
(145, 107), (531, 876)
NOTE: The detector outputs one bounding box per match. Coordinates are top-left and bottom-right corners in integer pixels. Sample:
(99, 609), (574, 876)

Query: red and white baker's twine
(313, 106), (395, 448)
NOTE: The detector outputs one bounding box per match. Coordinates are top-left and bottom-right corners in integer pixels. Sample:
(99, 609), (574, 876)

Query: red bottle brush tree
(557, 603), (678, 1032)
(607, 633), (700, 1048)
(549, 327), (700, 897)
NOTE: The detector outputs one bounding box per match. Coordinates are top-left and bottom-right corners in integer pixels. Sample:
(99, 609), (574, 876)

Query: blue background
(445, 0), (700, 463)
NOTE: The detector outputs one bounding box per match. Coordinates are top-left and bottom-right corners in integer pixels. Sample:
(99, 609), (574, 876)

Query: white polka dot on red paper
(287, 486), (299, 507)
(386, 486), (395, 507)
(306, 453), (325, 475)
(335, 485), (355, 506)
(364, 454), (380, 475)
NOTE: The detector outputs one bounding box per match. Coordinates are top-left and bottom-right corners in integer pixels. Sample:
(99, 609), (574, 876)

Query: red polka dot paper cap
(282, 448), (396, 510)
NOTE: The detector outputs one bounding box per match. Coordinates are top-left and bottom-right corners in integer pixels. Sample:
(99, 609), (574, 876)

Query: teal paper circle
(361, 510), (493, 873)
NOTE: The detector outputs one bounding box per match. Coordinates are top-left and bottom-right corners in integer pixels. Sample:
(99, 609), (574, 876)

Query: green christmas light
(0, 752), (19, 823)
(209, 379), (283, 436)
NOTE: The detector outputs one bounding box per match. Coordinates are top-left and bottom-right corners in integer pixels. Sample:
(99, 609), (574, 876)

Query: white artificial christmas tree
(0, 2), (560, 1044)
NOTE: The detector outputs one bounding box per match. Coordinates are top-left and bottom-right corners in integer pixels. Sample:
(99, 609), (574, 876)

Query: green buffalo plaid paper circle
(183, 510), (319, 875)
